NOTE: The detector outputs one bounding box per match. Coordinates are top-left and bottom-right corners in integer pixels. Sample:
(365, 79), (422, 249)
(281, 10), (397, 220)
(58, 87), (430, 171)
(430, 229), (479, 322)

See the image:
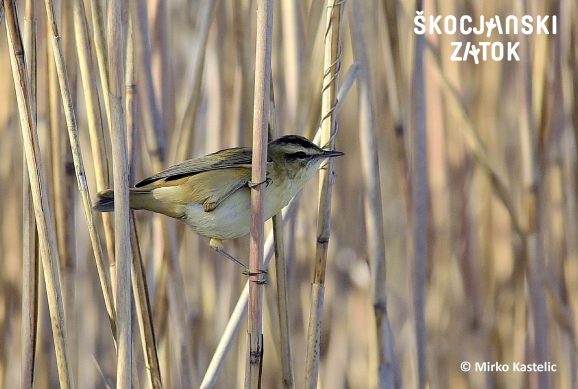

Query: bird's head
(267, 135), (344, 179)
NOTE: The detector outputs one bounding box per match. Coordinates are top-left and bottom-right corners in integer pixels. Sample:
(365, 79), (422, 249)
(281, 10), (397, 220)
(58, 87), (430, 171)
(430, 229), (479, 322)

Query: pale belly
(181, 180), (298, 240)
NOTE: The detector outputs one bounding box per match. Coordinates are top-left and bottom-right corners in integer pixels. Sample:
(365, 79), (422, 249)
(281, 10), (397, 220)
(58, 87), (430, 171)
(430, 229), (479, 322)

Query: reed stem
(21, 0), (38, 386)
(304, 1), (344, 386)
(107, 0), (132, 386)
(5, 0), (73, 386)
(246, 0), (274, 387)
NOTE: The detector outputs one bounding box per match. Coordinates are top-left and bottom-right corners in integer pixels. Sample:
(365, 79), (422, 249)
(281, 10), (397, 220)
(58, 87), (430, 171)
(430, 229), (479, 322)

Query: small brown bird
(94, 135), (343, 271)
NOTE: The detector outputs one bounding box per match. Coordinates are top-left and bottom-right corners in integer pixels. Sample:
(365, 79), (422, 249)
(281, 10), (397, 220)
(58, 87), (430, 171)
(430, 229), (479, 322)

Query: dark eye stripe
(287, 151), (308, 159)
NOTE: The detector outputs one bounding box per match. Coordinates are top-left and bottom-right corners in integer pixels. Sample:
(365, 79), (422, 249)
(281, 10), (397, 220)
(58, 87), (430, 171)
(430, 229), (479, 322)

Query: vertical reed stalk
(21, 0), (38, 386)
(72, 0), (115, 277)
(201, 200), (297, 388)
(304, 1), (343, 387)
(57, 6), (78, 378)
(107, 0), (132, 387)
(411, 1), (428, 388)
(272, 218), (295, 389)
(269, 81), (295, 389)
(43, 0), (116, 339)
(126, 24), (162, 388)
(350, 1), (399, 387)
(4, 0), (73, 387)
(131, 220), (163, 389)
(46, 0), (61, 243)
(88, 0), (111, 127)
(246, 0), (274, 386)
(21, 165), (39, 389)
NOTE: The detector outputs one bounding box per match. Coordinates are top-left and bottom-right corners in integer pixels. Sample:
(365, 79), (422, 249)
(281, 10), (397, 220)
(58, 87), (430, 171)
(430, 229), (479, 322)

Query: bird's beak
(320, 149), (344, 158)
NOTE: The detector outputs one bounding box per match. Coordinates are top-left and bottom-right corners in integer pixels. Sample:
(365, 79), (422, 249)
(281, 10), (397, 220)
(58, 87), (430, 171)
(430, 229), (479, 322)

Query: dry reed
(21, 0), (38, 387)
(72, 0), (116, 287)
(4, 0), (72, 386)
(246, 0), (274, 387)
(304, 0), (344, 387)
(269, 76), (295, 388)
(106, 0), (132, 387)
(44, 0), (117, 348)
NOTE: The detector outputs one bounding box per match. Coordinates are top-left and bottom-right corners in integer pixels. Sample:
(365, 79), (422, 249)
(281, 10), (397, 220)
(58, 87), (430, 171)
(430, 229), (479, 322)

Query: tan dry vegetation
(0, 0), (576, 388)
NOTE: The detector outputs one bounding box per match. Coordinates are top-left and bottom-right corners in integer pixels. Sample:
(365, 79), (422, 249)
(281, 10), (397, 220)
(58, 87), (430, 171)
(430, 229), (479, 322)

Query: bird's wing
(200, 168), (252, 211)
(135, 147), (256, 187)
(149, 167), (253, 213)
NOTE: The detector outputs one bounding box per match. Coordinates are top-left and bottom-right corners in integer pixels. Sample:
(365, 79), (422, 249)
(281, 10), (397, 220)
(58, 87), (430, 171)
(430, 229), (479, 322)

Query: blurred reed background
(0, 0), (576, 388)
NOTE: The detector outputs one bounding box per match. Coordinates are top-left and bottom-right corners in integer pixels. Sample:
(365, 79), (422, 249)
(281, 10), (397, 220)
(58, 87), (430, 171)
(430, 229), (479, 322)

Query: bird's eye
(289, 151), (308, 159)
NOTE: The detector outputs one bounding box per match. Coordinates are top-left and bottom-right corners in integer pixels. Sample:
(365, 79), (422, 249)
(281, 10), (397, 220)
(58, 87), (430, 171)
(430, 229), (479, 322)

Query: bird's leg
(209, 239), (267, 283)
(245, 179), (271, 284)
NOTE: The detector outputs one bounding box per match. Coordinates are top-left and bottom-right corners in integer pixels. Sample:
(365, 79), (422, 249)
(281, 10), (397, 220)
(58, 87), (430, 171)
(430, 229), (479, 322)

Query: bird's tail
(93, 188), (166, 214)
(93, 190), (116, 212)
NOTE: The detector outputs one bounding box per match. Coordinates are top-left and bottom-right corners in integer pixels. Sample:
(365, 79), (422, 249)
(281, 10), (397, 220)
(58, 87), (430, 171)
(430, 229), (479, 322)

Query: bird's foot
(242, 268), (268, 284)
(210, 238), (268, 283)
(248, 177), (272, 189)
